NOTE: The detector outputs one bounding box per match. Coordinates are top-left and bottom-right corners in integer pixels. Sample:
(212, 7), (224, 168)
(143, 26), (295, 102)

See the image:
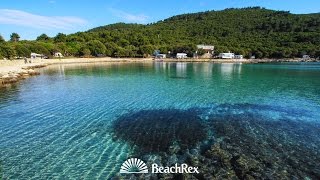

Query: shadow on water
(111, 109), (207, 153)
(112, 104), (320, 179)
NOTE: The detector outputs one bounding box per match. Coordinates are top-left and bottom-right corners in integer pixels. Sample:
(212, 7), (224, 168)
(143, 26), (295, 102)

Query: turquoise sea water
(0, 62), (320, 179)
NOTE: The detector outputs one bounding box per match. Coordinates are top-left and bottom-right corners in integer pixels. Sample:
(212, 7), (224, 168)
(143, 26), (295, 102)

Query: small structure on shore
(196, 45), (214, 58)
(303, 55), (311, 61)
(196, 45), (214, 52)
(31, 53), (45, 59)
(176, 53), (188, 59)
(155, 54), (166, 59)
(218, 53), (235, 59)
(54, 52), (64, 58)
(234, 55), (243, 59)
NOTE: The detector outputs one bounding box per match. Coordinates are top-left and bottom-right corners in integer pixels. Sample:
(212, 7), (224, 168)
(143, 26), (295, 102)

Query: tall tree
(36, 33), (50, 41)
(10, 33), (20, 42)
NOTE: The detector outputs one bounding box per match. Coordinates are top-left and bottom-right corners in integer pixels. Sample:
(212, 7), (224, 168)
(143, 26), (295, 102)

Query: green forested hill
(1, 7), (320, 59)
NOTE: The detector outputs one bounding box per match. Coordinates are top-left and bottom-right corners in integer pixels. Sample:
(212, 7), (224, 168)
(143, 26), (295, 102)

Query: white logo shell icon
(120, 158), (148, 173)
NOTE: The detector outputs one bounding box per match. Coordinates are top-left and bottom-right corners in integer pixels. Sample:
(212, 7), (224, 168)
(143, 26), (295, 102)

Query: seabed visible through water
(112, 103), (320, 179)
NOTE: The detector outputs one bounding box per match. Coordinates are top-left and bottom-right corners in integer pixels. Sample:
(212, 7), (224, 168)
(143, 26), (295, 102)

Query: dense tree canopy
(15, 44), (31, 58)
(54, 33), (67, 43)
(0, 44), (16, 59)
(87, 40), (106, 56)
(1, 7), (320, 59)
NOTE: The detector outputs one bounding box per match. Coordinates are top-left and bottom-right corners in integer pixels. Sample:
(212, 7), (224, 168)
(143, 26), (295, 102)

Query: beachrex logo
(120, 158), (148, 173)
(120, 158), (199, 174)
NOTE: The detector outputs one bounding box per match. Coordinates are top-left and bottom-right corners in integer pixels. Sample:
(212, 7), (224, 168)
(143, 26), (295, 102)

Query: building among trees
(176, 53), (188, 59)
(196, 45), (215, 58)
(219, 53), (235, 59)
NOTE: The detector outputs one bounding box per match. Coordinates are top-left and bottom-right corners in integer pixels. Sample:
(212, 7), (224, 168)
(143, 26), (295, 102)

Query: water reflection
(220, 63), (242, 80)
(42, 62), (246, 82)
(176, 62), (187, 78)
(154, 62), (167, 73)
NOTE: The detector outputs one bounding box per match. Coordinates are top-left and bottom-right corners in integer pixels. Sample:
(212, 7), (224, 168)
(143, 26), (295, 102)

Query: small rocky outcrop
(0, 65), (45, 87)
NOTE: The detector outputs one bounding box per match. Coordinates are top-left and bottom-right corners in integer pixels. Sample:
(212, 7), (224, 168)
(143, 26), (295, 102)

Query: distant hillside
(1, 7), (320, 59)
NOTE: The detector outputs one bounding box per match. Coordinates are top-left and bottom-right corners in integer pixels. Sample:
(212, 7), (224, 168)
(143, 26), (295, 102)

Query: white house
(234, 55), (243, 59)
(176, 53), (188, 59)
(196, 45), (214, 53)
(31, 53), (43, 59)
(54, 52), (64, 58)
(219, 53), (235, 59)
(196, 44), (215, 58)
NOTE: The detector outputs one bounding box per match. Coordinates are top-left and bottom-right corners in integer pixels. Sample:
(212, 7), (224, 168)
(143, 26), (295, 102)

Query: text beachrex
(119, 158), (199, 174)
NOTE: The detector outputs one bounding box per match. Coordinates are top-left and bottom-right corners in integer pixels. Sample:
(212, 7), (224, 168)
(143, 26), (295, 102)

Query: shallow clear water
(0, 62), (320, 179)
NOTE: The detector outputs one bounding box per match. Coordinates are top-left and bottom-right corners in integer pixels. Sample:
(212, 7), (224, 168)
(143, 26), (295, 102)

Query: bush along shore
(0, 64), (45, 87)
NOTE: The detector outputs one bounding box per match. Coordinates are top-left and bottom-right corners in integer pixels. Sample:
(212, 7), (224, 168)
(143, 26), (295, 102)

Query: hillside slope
(1, 7), (320, 59)
(86, 7), (320, 58)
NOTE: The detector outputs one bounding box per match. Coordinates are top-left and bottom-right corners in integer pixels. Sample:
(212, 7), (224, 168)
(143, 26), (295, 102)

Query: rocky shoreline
(0, 64), (46, 87)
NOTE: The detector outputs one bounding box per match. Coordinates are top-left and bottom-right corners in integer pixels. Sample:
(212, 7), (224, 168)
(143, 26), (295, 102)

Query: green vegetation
(0, 44), (16, 59)
(0, 35), (4, 43)
(1, 7), (320, 59)
(36, 33), (50, 41)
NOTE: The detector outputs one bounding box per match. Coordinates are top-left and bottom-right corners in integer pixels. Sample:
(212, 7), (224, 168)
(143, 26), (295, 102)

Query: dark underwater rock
(111, 109), (207, 153)
(205, 110), (320, 180)
(112, 104), (320, 179)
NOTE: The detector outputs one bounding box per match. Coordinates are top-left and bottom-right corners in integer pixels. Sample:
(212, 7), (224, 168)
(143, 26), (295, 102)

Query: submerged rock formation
(112, 104), (320, 179)
(112, 109), (207, 153)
